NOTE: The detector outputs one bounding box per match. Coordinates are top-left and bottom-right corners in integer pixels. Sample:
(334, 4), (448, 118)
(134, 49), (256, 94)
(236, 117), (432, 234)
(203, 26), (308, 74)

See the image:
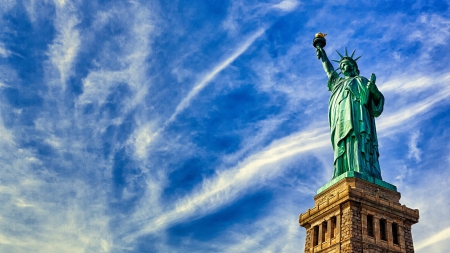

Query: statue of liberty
(313, 33), (384, 180)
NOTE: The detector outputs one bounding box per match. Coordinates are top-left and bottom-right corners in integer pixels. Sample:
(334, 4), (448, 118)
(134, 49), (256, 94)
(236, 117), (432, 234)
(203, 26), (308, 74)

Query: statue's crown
(332, 48), (361, 65)
(332, 48), (361, 75)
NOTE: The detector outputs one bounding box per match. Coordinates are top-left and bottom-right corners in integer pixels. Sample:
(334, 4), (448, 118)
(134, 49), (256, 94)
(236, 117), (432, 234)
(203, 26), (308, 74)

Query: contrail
(134, 28), (266, 155)
(165, 28), (266, 126)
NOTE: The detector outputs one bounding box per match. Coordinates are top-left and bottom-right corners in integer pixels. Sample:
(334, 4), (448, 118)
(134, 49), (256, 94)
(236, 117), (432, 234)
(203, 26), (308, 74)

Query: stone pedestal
(299, 177), (419, 253)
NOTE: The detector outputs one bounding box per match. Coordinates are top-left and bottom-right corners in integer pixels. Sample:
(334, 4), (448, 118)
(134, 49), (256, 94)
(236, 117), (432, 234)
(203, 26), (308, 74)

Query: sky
(0, 0), (450, 252)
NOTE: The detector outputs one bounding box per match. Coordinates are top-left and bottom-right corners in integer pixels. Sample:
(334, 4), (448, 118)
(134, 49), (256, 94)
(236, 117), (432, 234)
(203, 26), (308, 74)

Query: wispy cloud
(379, 75), (435, 94)
(48, 1), (80, 90)
(377, 75), (450, 134)
(78, 6), (154, 108)
(0, 2), (159, 252)
(130, 28), (266, 158)
(400, 160), (450, 252)
(216, 209), (303, 253)
(408, 14), (450, 48)
(272, 0), (300, 12)
(0, 42), (11, 58)
(407, 131), (421, 162)
(0, 0), (16, 14)
(0, 140), (112, 253)
(166, 28), (266, 125)
(416, 225), (450, 251)
(125, 128), (329, 241)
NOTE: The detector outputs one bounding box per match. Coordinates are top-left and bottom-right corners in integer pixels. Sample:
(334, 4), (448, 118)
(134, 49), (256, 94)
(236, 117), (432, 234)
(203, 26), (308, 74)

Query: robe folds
(327, 72), (384, 179)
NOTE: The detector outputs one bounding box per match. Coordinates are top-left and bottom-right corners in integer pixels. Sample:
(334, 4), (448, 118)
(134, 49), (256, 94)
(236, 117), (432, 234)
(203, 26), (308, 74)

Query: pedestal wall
(299, 177), (419, 253)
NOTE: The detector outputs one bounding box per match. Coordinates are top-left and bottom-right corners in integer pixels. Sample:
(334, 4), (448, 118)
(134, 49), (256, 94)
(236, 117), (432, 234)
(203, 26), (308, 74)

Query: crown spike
(354, 55), (362, 61)
(336, 50), (344, 59)
(332, 60), (340, 63)
(350, 49), (356, 58)
(345, 47), (348, 57)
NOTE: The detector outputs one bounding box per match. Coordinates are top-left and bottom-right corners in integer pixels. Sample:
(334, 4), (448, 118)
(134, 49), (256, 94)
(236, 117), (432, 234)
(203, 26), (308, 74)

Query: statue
(313, 33), (384, 180)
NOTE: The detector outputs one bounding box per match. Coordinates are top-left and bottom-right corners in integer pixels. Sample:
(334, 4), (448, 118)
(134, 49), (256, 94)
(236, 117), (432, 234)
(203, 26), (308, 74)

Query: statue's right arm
(316, 47), (335, 79)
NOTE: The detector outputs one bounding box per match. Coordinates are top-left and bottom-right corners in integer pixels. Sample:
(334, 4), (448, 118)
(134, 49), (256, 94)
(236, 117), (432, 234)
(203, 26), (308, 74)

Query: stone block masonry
(299, 177), (419, 253)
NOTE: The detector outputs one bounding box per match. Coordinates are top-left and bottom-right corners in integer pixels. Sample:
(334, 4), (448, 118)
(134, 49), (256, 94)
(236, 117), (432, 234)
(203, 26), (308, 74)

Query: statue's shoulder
(329, 71), (341, 81)
(357, 76), (370, 84)
(327, 71), (342, 91)
(358, 75), (369, 81)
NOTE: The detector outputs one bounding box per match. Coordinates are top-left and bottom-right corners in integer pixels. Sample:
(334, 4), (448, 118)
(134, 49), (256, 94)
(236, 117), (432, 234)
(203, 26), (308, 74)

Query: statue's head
(339, 57), (360, 77)
(333, 48), (361, 77)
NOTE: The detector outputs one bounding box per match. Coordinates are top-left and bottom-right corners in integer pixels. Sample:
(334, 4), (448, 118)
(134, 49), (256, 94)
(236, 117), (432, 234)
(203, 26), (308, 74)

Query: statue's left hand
(367, 80), (378, 93)
(367, 74), (381, 100)
(370, 73), (376, 83)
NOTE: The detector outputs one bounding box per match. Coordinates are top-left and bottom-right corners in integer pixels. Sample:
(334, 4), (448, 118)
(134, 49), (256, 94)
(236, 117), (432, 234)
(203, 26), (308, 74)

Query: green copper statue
(313, 33), (384, 180)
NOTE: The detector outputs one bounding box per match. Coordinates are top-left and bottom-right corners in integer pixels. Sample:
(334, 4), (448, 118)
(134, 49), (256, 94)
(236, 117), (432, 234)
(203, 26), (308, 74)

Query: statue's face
(340, 60), (355, 77)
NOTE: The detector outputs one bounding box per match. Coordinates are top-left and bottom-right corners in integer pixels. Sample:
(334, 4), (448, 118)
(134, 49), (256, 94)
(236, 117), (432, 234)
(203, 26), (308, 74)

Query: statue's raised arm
(313, 33), (335, 79)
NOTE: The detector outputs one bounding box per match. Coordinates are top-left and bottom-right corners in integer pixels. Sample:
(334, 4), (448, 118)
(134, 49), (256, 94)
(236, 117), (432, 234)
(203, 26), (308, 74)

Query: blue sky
(0, 0), (450, 252)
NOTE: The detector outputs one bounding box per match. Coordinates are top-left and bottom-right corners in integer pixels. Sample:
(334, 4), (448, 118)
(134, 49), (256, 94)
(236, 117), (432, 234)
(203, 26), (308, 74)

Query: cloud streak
(416, 226), (450, 251)
(131, 28), (266, 158)
(272, 0), (300, 12)
(125, 128), (328, 241)
(377, 74), (450, 134)
(126, 70), (450, 244)
(166, 28), (266, 125)
(48, 1), (80, 90)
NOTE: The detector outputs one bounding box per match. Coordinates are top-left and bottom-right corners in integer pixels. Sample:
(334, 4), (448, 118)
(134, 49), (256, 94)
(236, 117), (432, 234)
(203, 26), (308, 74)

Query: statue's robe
(327, 72), (384, 179)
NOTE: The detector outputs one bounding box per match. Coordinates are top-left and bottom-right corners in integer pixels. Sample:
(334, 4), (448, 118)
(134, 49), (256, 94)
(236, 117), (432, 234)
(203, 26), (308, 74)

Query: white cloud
(416, 226), (450, 251)
(219, 211), (303, 253)
(54, 0), (67, 8)
(380, 75), (434, 93)
(409, 14), (450, 46)
(0, 139), (112, 253)
(0, 0), (16, 13)
(128, 27), (267, 157)
(132, 123), (159, 159)
(220, 116), (288, 166)
(392, 164), (411, 187)
(79, 70), (128, 106)
(78, 6), (154, 110)
(0, 44), (11, 58)
(407, 131), (421, 162)
(44, 135), (62, 149)
(272, 0), (300, 12)
(404, 14), (450, 61)
(48, 1), (80, 90)
(0, 117), (14, 145)
(400, 161), (450, 252)
(377, 75), (450, 134)
(124, 128), (329, 242)
(166, 27), (266, 125)
(221, 2), (264, 34)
